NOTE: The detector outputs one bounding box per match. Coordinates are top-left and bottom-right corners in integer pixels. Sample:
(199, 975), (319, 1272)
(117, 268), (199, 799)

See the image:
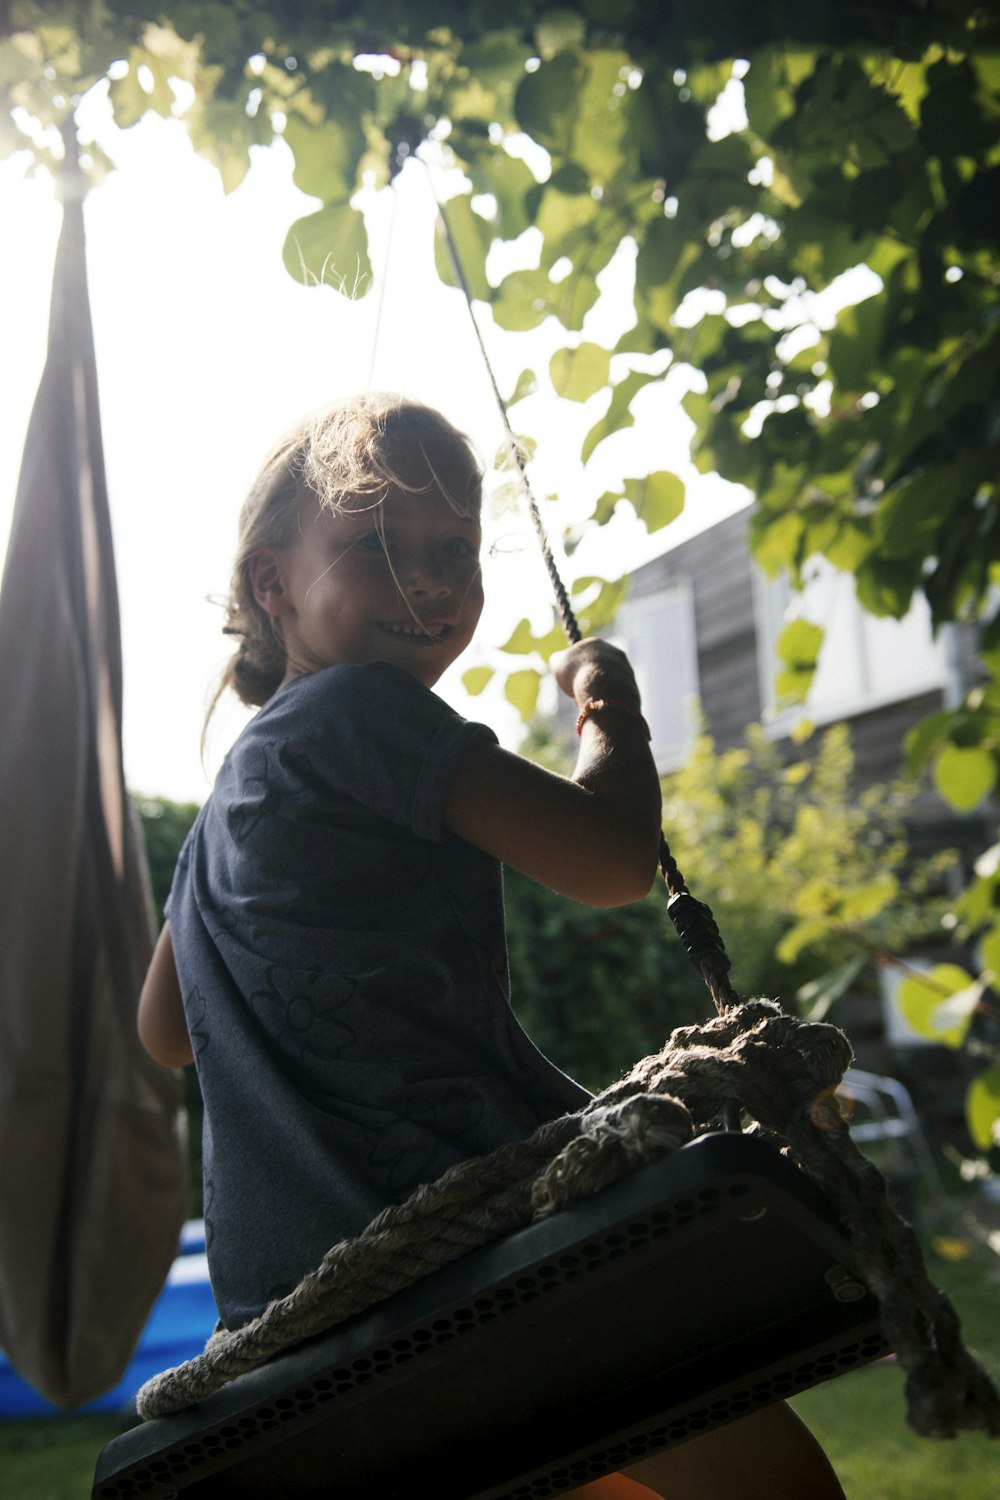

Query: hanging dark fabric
(0, 124), (187, 1408)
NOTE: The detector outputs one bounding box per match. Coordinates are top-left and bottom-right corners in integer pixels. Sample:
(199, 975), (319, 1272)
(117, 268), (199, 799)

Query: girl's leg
(560, 1478), (660, 1500)
(622, 1402), (845, 1499)
(559, 1403), (844, 1500)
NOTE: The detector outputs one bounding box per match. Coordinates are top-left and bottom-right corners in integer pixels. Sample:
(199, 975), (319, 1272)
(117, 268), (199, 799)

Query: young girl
(139, 393), (843, 1499)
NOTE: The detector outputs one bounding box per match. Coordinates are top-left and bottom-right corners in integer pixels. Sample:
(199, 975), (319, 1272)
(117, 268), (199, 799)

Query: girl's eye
(443, 537), (476, 560)
(357, 531), (387, 554)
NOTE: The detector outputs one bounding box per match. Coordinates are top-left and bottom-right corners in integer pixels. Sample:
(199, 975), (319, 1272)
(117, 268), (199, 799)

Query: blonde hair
(213, 393), (483, 716)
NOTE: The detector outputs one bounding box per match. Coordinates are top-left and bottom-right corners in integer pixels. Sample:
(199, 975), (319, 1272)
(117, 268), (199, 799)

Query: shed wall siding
(630, 510), (761, 750)
(621, 510), (972, 812)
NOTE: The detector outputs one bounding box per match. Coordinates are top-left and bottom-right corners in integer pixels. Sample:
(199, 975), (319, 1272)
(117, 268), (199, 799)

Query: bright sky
(1, 87), (750, 803)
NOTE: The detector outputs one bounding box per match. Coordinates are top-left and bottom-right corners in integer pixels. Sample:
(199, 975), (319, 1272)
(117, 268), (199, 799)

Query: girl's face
(254, 485), (484, 689)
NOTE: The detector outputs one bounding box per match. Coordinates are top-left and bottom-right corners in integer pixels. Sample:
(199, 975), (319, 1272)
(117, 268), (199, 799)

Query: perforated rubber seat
(92, 1132), (887, 1500)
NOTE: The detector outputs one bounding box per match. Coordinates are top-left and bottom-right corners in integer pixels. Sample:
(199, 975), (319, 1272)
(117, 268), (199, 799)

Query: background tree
(135, 795), (200, 923)
(135, 796), (203, 1206)
(7, 1), (999, 1137)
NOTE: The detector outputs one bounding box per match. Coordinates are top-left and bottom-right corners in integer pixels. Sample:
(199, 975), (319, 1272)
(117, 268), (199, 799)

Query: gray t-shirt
(168, 662), (589, 1328)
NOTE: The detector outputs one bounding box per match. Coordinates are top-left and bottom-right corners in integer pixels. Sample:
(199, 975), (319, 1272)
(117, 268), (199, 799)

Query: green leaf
(507, 369), (539, 406)
(592, 489), (622, 526)
(965, 1066), (1000, 1152)
(796, 953), (866, 1022)
(552, 268), (600, 332)
(187, 86), (272, 194)
(570, 575), (629, 632)
(570, 48), (634, 186)
(451, 33), (530, 117)
(500, 618), (566, 661)
(472, 149), (537, 239)
(581, 370), (659, 464)
(434, 194), (493, 303)
(462, 666), (494, 696)
(505, 668), (542, 720)
(777, 917), (835, 965)
(518, 49), (636, 189)
(921, 57), (997, 159)
(854, 555), (920, 620)
(284, 115), (357, 202)
(877, 460), (980, 564)
(744, 46), (815, 139)
(822, 522), (873, 575)
(958, 857), (1000, 927)
(622, 472), (685, 533)
(903, 710), (953, 775)
(442, 59), (504, 127)
(774, 619), (824, 704)
(749, 510), (806, 579)
(897, 964), (979, 1049)
(535, 9), (586, 58)
(635, 217), (695, 333)
(933, 744), (997, 812)
(839, 876), (898, 922)
(981, 921), (1000, 985)
(827, 294), (884, 393)
(515, 50), (581, 155)
(492, 268), (553, 331)
(550, 343), (611, 402)
(282, 203), (372, 294)
(109, 63), (156, 129)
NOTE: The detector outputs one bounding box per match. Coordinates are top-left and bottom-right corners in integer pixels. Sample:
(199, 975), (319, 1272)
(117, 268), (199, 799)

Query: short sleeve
(163, 817), (198, 922)
(256, 663), (497, 841)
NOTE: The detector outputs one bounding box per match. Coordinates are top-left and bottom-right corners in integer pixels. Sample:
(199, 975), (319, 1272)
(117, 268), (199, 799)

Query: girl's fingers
(550, 638), (639, 703)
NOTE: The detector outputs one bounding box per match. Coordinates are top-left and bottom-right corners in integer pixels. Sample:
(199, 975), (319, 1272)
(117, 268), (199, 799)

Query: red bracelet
(576, 697), (652, 740)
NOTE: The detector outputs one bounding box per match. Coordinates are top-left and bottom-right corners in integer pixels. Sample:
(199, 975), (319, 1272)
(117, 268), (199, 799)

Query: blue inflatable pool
(0, 1222), (217, 1417)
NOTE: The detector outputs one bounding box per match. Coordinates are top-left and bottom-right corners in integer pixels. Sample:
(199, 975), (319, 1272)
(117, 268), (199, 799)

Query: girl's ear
(248, 550), (294, 617)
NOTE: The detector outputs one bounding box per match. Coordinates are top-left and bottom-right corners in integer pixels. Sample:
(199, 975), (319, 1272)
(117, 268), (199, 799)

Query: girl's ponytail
(205, 435), (304, 731)
(219, 592), (286, 709)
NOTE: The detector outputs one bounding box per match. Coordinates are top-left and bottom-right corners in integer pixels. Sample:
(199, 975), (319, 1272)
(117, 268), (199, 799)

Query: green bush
(659, 720), (954, 1015)
(506, 868), (711, 1094)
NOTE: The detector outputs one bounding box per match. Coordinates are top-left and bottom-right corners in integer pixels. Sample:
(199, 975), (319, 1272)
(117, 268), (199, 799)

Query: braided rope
(423, 159), (737, 1013)
(137, 1003), (1000, 1440)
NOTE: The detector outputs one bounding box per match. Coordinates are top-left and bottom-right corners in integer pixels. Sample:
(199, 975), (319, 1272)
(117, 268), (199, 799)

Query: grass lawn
(790, 1243), (1000, 1499)
(2, 1240), (997, 1499)
(792, 1361), (999, 1500)
(0, 1413), (123, 1500)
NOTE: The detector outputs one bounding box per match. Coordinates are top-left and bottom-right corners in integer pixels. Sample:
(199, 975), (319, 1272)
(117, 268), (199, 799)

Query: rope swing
(137, 1001), (999, 1435)
(135, 163), (1000, 1444)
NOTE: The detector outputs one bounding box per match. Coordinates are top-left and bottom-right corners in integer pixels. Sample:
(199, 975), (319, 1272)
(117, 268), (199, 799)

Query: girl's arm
(138, 922), (195, 1068)
(444, 638), (662, 908)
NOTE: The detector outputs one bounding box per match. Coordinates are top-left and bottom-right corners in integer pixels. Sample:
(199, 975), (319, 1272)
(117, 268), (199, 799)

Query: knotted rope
(137, 1001), (1000, 1439)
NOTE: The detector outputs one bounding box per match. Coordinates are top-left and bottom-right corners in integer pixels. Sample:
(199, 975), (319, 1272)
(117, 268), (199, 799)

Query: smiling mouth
(379, 621), (453, 643)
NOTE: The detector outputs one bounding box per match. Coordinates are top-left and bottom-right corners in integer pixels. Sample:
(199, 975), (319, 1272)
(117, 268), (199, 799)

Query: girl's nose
(401, 550), (449, 597)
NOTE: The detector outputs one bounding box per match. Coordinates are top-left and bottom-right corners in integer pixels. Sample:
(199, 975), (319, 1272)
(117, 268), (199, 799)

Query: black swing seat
(93, 1132), (888, 1500)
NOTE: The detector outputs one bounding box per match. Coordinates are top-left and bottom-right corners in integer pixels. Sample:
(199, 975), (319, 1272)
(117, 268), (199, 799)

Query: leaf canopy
(5, 1), (1000, 1153)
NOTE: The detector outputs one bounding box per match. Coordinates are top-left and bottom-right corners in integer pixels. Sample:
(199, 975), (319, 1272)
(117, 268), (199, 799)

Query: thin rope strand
(418, 153), (581, 645)
(418, 154), (737, 1012)
(366, 182), (399, 389)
